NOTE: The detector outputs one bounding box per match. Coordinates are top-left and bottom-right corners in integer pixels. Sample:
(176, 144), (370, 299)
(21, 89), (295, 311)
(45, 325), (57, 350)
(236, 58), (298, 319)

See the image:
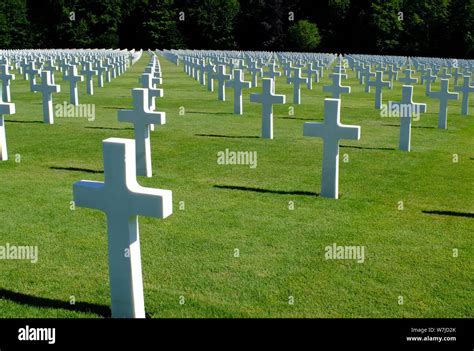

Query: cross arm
(73, 181), (106, 211)
(130, 187), (173, 219)
(303, 122), (325, 137)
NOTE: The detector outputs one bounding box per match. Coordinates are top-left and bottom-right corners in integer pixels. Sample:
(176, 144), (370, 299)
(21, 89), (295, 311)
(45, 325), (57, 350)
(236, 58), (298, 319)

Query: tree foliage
(0, 0), (471, 58)
(288, 20), (321, 51)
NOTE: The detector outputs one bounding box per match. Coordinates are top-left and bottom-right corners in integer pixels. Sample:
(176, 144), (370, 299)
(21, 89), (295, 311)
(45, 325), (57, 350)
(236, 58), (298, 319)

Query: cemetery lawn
(0, 56), (472, 318)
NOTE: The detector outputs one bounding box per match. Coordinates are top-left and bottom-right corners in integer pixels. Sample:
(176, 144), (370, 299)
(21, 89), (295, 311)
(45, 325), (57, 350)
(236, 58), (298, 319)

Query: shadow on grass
(101, 106), (129, 110)
(277, 116), (323, 121)
(196, 134), (259, 139)
(85, 126), (133, 131)
(422, 210), (474, 218)
(340, 145), (395, 151)
(214, 184), (318, 196)
(187, 111), (234, 115)
(50, 166), (103, 174)
(5, 119), (43, 124)
(382, 124), (435, 129)
(0, 288), (110, 317)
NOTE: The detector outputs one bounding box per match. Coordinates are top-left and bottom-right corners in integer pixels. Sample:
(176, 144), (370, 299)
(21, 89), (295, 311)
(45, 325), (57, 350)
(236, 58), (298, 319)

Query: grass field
(0, 54), (472, 318)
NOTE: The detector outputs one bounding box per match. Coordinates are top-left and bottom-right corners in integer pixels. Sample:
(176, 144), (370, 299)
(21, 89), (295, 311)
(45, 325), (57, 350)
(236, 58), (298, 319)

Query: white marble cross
(303, 63), (318, 89)
(0, 64), (15, 102)
(363, 66), (375, 92)
(286, 67), (308, 104)
(303, 98), (361, 199)
(24, 62), (41, 92)
(213, 65), (231, 101)
(139, 73), (163, 109)
(399, 68), (418, 85)
(428, 79), (458, 129)
(63, 65), (84, 106)
(454, 75), (474, 115)
(248, 63), (262, 88)
(323, 73), (351, 99)
(438, 67), (452, 80)
(0, 100), (15, 160)
(31, 71), (60, 124)
(390, 85), (426, 151)
(73, 138), (172, 318)
(421, 68), (437, 96)
(250, 78), (285, 139)
(118, 88), (165, 177)
(387, 64), (398, 89)
(204, 62), (215, 92)
(82, 61), (97, 95)
(225, 69), (251, 115)
(263, 62), (281, 80)
(95, 60), (106, 88)
(368, 71), (391, 109)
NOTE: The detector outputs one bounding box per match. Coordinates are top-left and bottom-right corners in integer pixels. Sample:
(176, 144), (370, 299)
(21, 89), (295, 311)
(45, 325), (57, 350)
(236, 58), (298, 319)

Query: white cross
(63, 65), (84, 106)
(454, 75), (474, 115)
(0, 64), (15, 102)
(225, 69), (251, 115)
(364, 66), (375, 92)
(428, 79), (458, 129)
(82, 61), (97, 95)
(118, 89), (165, 177)
(73, 138), (172, 318)
(438, 67), (452, 80)
(212, 65), (231, 101)
(390, 85), (426, 151)
(31, 71), (60, 124)
(95, 60), (106, 88)
(421, 68), (437, 96)
(263, 62), (281, 80)
(323, 73), (351, 99)
(303, 63), (318, 90)
(103, 59), (113, 83)
(399, 68), (418, 85)
(24, 62), (41, 92)
(139, 73), (163, 109)
(204, 62), (215, 92)
(368, 71), (391, 109)
(286, 67), (308, 104)
(248, 63), (262, 88)
(250, 78), (286, 139)
(387, 64), (398, 89)
(303, 98), (361, 199)
(0, 100), (15, 161)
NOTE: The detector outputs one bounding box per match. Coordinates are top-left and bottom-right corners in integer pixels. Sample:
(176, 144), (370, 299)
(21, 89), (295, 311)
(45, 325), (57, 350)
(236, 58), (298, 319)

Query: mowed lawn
(0, 54), (472, 318)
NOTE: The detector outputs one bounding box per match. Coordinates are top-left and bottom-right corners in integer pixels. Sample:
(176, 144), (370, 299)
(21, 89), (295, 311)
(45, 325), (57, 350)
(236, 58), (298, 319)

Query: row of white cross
(73, 52), (172, 318)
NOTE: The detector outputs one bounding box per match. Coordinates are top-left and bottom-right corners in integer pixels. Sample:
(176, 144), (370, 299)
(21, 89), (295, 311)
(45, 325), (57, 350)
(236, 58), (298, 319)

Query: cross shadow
(187, 111), (234, 115)
(0, 288), (110, 317)
(277, 117), (323, 121)
(422, 210), (474, 218)
(5, 119), (43, 124)
(340, 145), (395, 151)
(214, 184), (318, 196)
(85, 126), (133, 131)
(382, 124), (435, 129)
(195, 134), (259, 139)
(101, 106), (129, 110)
(50, 166), (103, 174)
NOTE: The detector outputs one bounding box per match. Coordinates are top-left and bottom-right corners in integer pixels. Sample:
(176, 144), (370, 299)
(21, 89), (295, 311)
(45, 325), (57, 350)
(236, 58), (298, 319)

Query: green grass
(0, 55), (472, 318)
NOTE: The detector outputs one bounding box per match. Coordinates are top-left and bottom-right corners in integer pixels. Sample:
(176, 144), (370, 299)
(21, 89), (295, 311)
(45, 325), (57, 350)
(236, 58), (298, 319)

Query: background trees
(0, 0), (471, 58)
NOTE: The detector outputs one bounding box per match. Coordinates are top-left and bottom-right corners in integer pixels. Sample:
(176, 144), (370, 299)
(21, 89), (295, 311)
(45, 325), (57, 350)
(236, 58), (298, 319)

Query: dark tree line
(0, 0), (472, 58)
